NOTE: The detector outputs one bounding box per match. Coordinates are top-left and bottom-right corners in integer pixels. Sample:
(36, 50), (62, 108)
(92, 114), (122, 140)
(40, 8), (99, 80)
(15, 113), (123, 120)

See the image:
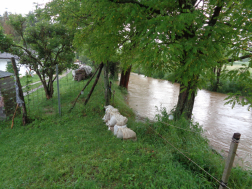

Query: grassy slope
(0, 72), (252, 188)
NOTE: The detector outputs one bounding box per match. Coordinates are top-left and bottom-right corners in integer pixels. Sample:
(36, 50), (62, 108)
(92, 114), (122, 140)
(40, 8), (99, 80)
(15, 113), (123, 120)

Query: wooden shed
(0, 71), (17, 119)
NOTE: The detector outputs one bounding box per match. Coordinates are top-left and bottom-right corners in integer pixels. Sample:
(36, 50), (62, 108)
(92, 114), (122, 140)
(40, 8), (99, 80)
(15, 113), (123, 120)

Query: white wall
(0, 59), (29, 76)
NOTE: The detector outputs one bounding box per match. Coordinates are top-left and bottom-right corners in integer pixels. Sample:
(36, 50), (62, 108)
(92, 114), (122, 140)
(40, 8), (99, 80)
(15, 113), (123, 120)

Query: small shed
(0, 71), (17, 119)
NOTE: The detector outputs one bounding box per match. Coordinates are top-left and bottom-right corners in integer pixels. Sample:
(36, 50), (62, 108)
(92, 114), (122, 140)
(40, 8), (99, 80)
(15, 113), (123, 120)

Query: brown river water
(125, 73), (252, 169)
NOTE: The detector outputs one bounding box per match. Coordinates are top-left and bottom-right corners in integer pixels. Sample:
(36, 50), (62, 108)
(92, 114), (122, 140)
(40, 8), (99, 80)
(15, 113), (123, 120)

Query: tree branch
(12, 44), (43, 67)
(208, 3), (223, 27)
(221, 54), (252, 63)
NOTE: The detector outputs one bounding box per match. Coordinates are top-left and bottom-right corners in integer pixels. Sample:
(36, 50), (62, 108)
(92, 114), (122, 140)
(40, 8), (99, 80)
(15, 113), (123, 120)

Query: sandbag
(117, 127), (137, 141)
(109, 126), (114, 133)
(114, 125), (127, 136)
(105, 108), (119, 122)
(115, 115), (128, 126)
(108, 115), (118, 127)
(104, 105), (114, 111)
(103, 112), (110, 122)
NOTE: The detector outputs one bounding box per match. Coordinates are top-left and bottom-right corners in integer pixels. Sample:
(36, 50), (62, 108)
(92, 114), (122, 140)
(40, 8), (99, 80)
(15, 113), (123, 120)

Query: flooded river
(126, 73), (252, 169)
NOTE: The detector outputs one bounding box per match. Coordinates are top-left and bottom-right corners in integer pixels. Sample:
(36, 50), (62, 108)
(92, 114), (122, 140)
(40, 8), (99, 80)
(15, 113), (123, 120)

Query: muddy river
(125, 73), (252, 169)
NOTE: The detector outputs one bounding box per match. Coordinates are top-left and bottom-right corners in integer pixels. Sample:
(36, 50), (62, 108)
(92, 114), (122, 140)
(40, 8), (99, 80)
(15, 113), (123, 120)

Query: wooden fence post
(219, 133), (241, 189)
(11, 57), (28, 125)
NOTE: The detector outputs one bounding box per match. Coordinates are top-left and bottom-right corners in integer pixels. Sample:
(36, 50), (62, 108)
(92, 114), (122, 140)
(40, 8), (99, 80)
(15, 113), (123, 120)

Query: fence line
(148, 125), (231, 189)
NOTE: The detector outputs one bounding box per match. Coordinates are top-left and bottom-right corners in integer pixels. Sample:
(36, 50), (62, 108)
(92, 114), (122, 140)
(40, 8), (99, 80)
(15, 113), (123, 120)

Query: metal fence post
(219, 133), (241, 189)
(56, 65), (61, 116)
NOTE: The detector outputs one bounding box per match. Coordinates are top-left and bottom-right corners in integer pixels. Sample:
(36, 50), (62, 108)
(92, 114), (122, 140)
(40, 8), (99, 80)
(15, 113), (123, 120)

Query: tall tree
(45, 0), (252, 119)
(0, 12), (75, 99)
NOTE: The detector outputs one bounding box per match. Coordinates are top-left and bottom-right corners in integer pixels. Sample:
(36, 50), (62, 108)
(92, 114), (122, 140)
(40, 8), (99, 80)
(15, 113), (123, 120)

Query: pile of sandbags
(102, 105), (137, 141)
(72, 65), (93, 81)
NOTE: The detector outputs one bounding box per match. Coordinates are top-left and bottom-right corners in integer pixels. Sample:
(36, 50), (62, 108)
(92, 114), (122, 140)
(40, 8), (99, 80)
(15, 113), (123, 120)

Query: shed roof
(0, 52), (18, 59)
(0, 71), (14, 78)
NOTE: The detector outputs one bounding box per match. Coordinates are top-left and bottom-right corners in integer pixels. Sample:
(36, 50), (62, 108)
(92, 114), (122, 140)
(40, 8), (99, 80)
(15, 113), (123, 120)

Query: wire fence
(0, 65), (93, 123)
(22, 68), (87, 119)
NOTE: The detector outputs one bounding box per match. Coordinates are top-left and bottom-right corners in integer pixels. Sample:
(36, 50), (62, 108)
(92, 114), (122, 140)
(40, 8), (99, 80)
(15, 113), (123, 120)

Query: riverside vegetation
(134, 60), (252, 96)
(0, 73), (252, 188)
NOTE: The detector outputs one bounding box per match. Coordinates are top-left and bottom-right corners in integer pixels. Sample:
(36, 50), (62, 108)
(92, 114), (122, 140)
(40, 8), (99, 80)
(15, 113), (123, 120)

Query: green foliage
(0, 26), (13, 53)
(2, 11), (75, 99)
(108, 61), (119, 80)
(5, 61), (14, 73)
(44, 0), (252, 117)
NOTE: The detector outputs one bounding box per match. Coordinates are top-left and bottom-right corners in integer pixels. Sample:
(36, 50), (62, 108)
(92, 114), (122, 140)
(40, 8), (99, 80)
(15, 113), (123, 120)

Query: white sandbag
(117, 127), (137, 141)
(108, 115), (118, 127)
(110, 126), (114, 133)
(104, 105), (114, 111)
(116, 127), (124, 138)
(105, 108), (119, 122)
(114, 125), (127, 136)
(115, 115), (128, 126)
(103, 109), (116, 122)
(103, 112), (110, 122)
(102, 115), (106, 121)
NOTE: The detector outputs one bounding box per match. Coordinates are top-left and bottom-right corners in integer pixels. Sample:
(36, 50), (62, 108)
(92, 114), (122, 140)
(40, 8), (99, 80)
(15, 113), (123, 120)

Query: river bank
(126, 73), (252, 169)
(0, 73), (251, 188)
(133, 60), (252, 96)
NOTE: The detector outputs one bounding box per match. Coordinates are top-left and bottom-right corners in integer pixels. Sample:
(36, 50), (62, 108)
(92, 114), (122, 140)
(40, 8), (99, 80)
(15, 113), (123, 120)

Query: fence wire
(147, 125), (231, 189)
(0, 65), (93, 122)
(111, 92), (252, 188)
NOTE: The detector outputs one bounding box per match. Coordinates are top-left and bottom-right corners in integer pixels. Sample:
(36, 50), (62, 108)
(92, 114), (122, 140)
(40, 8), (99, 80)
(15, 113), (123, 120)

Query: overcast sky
(0, 0), (51, 16)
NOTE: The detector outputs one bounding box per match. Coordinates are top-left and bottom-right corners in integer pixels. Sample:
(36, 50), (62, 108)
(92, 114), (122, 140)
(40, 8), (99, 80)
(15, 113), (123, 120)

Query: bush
(205, 78), (251, 96)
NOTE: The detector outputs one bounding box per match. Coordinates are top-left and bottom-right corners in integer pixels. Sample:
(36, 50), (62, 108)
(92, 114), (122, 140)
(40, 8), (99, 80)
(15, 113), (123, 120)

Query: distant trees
(0, 11), (75, 99)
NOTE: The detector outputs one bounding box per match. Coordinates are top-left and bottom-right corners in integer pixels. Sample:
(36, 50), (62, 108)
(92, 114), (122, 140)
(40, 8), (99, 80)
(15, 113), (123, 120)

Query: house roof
(0, 70), (14, 78)
(0, 52), (18, 59)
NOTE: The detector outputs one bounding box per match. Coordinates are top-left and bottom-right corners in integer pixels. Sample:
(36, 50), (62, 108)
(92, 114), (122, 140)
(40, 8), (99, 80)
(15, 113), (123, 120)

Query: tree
(0, 12), (75, 99)
(45, 0), (252, 119)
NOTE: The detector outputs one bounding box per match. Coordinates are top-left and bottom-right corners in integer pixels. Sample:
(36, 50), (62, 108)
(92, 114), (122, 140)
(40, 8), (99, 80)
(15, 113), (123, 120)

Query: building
(0, 70), (17, 119)
(0, 52), (28, 76)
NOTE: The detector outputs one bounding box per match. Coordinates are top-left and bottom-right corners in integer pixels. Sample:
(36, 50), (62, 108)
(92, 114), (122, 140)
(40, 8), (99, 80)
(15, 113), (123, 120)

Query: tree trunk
(213, 66), (222, 92)
(104, 62), (110, 106)
(41, 77), (54, 99)
(174, 78), (198, 120)
(119, 65), (132, 89)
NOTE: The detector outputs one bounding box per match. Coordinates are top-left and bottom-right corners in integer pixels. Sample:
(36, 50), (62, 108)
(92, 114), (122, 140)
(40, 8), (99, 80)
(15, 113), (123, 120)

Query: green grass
(0, 71), (252, 188)
(20, 74), (41, 88)
(20, 71), (68, 92)
(226, 60), (251, 71)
